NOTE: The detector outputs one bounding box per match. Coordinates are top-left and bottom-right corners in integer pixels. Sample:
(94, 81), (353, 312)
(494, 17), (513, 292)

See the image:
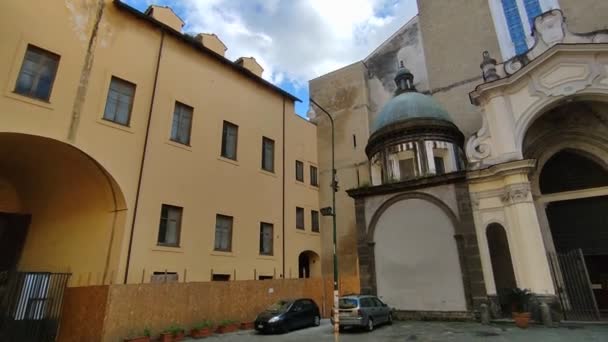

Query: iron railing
(0, 272), (71, 342)
(548, 249), (601, 321)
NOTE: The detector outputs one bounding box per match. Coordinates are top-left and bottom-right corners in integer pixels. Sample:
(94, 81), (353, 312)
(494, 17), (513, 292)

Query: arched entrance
(524, 100), (608, 317)
(0, 133), (127, 286)
(372, 197), (466, 311)
(486, 223), (516, 314)
(298, 251), (320, 278)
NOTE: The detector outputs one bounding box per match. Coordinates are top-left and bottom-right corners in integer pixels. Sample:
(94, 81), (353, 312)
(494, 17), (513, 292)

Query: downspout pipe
(124, 29), (165, 284)
(282, 98), (286, 278)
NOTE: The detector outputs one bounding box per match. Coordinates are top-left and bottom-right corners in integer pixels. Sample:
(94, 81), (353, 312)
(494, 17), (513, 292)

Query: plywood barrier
(57, 286), (109, 342)
(57, 276), (359, 342)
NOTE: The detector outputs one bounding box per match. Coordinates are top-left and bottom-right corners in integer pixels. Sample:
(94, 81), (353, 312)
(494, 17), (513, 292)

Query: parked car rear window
(267, 300), (292, 312)
(339, 298), (358, 309)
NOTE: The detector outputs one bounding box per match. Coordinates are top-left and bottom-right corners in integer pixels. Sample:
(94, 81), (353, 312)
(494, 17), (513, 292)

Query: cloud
(154, 0), (418, 86)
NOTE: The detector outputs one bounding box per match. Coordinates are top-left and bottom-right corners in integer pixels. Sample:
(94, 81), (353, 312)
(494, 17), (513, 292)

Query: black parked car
(254, 298), (321, 334)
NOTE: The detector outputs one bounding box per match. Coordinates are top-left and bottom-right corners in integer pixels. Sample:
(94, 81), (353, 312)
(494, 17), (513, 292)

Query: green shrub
(163, 325), (184, 336)
(218, 319), (238, 326)
(192, 320), (214, 330)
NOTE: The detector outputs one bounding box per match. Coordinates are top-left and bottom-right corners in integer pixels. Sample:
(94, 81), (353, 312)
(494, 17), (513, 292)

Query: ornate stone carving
(500, 183), (531, 205)
(535, 10), (565, 46)
(466, 115), (491, 165)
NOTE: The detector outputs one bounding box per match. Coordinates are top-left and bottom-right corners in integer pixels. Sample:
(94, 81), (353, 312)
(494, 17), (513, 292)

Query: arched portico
(298, 250), (320, 278)
(0, 133), (127, 286)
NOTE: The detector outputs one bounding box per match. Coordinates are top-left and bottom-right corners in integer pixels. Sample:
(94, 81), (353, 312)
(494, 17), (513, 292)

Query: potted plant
(215, 319), (239, 334)
(240, 321), (255, 330)
(123, 328), (151, 342)
(160, 325), (185, 342)
(510, 288), (532, 328)
(190, 320), (214, 339)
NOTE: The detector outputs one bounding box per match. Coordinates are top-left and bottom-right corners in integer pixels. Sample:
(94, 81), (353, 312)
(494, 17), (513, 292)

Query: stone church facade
(310, 0), (608, 321)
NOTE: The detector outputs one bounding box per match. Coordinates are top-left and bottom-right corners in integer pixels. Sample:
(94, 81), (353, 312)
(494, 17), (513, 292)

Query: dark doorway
(486, 223), (517, 315)
(298, 253), (310, 279)
(546, 196), (608, 314)
(541, 150), (608, 316)
(0, 213), (31, 273)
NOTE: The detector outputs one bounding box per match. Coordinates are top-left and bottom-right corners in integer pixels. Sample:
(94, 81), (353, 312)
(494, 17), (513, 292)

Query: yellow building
(0, 0), (321, 286)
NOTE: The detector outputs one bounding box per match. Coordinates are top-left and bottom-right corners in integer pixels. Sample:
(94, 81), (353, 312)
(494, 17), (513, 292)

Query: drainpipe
(123, 30), (165, 284)
(282, 98), (286, 279)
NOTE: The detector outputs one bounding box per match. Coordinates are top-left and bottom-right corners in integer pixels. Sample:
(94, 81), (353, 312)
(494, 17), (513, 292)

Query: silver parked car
(331, 295), (392, 331)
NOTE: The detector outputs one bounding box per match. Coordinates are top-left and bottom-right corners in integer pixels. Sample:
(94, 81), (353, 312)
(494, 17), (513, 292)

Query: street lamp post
(310, 98), (340, 334)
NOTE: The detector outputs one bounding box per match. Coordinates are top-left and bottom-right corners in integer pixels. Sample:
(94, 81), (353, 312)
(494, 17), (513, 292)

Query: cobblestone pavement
(184, 320), (608, 341)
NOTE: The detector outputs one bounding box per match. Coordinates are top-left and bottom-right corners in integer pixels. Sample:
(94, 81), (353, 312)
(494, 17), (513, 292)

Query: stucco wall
(309, 62), (371, 278)
(364, 16), (430, 126)
(559, 0), (608, 34)
(0, 1), (320, 285)
(417, 0), (501, 137)
(372, 198), (467, 311)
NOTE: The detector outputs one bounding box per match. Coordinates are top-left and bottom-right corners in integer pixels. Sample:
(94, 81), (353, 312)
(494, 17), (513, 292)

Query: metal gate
(548, 249), (601, 321)
(0, 272), (71, 341)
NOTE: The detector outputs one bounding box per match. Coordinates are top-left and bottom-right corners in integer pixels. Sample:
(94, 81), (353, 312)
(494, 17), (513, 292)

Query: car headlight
(268, 316), (281, 323)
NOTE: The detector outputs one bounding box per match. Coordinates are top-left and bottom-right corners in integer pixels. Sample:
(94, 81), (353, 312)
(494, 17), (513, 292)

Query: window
(489, 0), (560, 60)
(15, 45), (60, 101)
(434, 156), (446, 174)
(150, 272), (178, 283)
(399, 158), (416, 180)
(310, 166), (318, 187)
(214, 214), (233, 252)
(258, 275), (273, 280)
(353, 134), (357, 148)
(295, 160), (304, 182)
(262, 137), (275, 172)
(311, 210), (320, 232)
(170, 102), (193, 145)
(296, 207), (304, 230)
(360, 298), (373, 308)
(259, 222), (274, 256)
(371, 297), (385, 307)
(103, 76), (135, 126)
(157, 204), (182, 247)
(212, 274), (230, 281)
(221, 121), (238, 160)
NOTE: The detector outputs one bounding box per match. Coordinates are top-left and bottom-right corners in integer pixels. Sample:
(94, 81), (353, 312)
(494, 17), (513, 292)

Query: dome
(371, 92), (452, 133)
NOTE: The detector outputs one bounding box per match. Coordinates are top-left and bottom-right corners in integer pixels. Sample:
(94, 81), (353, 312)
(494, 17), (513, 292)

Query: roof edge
(113, 0), (300, 102)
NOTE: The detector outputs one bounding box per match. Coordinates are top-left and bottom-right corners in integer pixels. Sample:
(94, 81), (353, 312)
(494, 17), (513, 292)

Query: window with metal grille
(157, 204), (182, 247)
(296, 207), (304, 230)
(170, 102), (193, 145)
(212, 274), (230, 281)
(296, 160), (304, 182)
(15, 45), (60, 101)
(214, 214), (233, 252)
(259, 222), (273, 255)
(262, 137), (275, 172)
(311, 210), (320, 232)
(103, 76), (136, 126)
(221, 121), (238, 160)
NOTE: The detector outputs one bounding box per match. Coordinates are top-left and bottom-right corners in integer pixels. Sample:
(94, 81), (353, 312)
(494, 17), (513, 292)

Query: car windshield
(339, 298), (358, 309)
(266, 300), (292, 312)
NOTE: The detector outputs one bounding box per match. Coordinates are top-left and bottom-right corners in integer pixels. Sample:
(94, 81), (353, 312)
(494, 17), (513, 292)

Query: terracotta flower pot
(216, 323), (239, 334)
(123, 337), (150, 342)
(173, 331), (185, 341)
(159, 333), (173, 342)
(512, 312), (531, 329)
(190, 327), (212, 339)
(240, 322), (255, 330)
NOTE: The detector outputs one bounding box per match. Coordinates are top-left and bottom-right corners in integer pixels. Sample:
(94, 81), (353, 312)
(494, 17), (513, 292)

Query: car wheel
(366, 318), (374, 332)
(388, 312), (393, 325)
(313, 315), (321, 326)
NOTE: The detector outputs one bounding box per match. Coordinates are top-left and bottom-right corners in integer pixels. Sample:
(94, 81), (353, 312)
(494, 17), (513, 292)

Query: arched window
(488, 0), (560, 60)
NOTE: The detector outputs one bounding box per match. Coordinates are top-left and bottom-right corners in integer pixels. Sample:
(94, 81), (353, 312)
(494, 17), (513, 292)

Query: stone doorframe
(352, 183), (487, 312)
